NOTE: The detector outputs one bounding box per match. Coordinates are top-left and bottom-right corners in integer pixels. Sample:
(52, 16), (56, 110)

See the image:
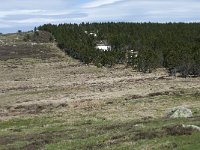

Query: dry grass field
(0, 32), (200, 150)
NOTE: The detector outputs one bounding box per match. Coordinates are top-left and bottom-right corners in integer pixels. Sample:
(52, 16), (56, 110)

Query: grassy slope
(0, 94), (200, 150)
(0, 32), (200, 150)
(0, 31), (74, 63)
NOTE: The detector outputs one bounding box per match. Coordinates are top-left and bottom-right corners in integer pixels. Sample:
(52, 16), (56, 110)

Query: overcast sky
(1, 0), (200, 33)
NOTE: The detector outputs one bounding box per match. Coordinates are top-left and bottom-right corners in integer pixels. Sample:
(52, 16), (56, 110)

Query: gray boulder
(182, 124), (200, 131)
(167, 106), (193, 118)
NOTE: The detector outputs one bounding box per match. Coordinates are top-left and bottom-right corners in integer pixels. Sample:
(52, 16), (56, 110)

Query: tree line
(38, 22), (200, 76)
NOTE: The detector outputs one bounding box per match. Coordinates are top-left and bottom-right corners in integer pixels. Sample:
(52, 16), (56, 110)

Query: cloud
(82, 0), (124, 8)
(0, 23), (12, 28)
(0, 10), (45, 18)
(7, 13), (88, 24)
(0, 0), (77, 10)
(1, 0), (200, 33)
(81, 0), (200, 23)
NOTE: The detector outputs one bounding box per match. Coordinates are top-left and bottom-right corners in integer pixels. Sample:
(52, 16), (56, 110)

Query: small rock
(167, 106), (193, 118)
(134, 124), (144, 128)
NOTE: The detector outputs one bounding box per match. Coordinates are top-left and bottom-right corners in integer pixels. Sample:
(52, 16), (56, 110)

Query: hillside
(0, 32), (200, 150)
(39, 23), (200, 76)
(0, 31), (70, 62)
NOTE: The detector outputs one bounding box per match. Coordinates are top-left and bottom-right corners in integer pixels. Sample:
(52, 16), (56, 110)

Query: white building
(95, 41), (111, 51)
(96, 44), (111, 51)
(89, 33), (97, 37)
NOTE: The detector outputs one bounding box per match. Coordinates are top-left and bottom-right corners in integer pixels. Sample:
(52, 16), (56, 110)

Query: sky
(1, 0), (200, 33)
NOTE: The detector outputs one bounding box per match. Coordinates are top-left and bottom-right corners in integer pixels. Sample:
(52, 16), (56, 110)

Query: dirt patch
(1, 86), (37, 93)
(5, 102), (68, 116)
(160, 142), (178, 149)
(1, 130), (71, 150)
(96, 121), (136, 132)
(133, 130), (163, 140)
(164, 125), (195, 136)
(0, 43), (64, 61)
(0, 135), (22, 145)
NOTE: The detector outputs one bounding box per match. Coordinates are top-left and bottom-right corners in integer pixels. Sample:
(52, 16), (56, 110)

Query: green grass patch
(0, 94), (200, 149)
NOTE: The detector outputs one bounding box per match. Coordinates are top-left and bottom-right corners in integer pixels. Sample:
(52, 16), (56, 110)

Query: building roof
(96, 40), (109, 46)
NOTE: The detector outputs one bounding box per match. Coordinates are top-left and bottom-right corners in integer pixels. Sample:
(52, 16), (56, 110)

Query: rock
(134, 124), (144, 128)
(167, 106), (193, 118)
(182, 124), (200, 131)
